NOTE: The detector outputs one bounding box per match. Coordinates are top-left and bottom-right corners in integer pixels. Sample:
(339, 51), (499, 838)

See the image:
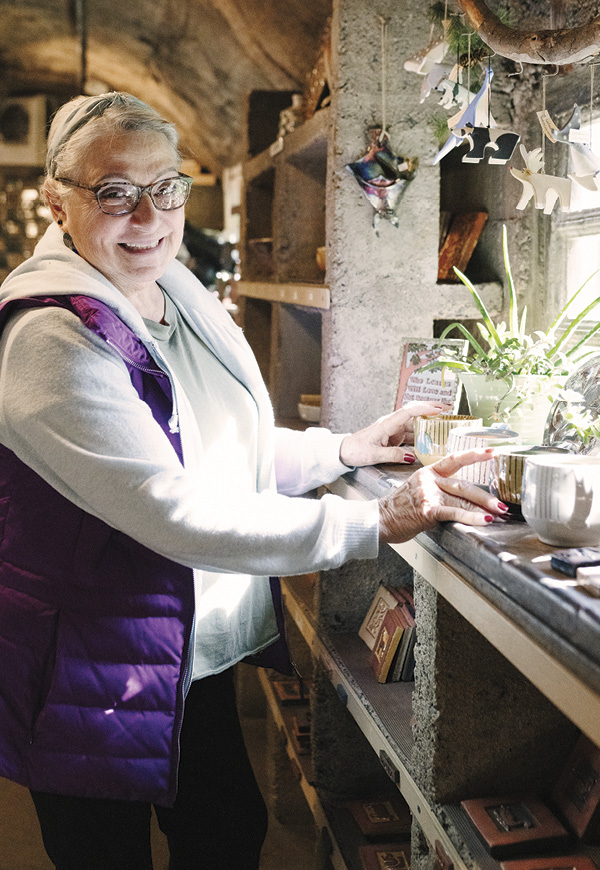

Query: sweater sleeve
(274, 426), (353, 495)
(0, 307), (380, 576)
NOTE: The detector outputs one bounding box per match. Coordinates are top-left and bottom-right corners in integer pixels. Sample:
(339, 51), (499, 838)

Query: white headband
(47, 92), (152, 176)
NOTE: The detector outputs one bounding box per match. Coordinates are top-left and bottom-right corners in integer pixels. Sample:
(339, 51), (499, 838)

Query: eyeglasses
(55, 173), (193, 215)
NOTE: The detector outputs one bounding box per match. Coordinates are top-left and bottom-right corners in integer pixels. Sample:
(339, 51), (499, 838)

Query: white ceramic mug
(521, 454), (600, 546)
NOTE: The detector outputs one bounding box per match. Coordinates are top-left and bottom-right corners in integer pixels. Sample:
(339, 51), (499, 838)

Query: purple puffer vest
(0, 295), (291, 807)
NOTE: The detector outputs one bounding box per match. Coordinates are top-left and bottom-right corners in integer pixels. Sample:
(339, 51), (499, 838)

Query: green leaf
(453, 266), (502, 348)
(551, 292), (600, 356)
(549, 268), (600, 334)
(502, 224), (519, 338)
(565, 318), (600, 359)
(438, 321), (490, 359)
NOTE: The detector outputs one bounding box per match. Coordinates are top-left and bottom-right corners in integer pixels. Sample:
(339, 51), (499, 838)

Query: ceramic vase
(459, 372), (562, 445)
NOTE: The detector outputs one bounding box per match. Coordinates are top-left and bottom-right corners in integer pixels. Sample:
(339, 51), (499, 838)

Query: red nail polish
(404, 454), (416, 463)
(484, 515), (494, 523)
(497, 502), (509, 512)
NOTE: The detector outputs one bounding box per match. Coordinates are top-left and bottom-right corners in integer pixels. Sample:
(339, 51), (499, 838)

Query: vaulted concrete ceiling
(0, 0), (332, 171)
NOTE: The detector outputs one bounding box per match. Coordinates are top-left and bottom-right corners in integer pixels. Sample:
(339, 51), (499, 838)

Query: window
(554, 115), (600, 328)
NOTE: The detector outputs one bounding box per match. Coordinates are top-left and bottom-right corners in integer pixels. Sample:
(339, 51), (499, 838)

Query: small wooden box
(551, 735), (600, 843)
(461, 794), (570, 858)
(359, 840), (411, 870)
(347, 795), (412, 841)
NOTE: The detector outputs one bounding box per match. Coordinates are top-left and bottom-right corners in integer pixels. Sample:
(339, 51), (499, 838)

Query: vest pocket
(29, 610), (60, 742)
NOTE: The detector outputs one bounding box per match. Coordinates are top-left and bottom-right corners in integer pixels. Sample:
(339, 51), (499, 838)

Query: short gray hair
(44, 92), (180, 201)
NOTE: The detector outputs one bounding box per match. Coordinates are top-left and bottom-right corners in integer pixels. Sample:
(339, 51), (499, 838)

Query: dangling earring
(62, 232), (76, 252)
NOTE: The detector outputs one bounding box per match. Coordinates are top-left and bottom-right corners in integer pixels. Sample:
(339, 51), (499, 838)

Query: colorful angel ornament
(346, 129), (418, 231)
(510, 144), (572, 214)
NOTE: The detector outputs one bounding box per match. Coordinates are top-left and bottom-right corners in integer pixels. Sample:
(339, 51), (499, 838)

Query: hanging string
(542, 73), (547, 169)
(442, 0), (449, 53)
(591, 63), (595, 149)
(75, 0), (88, 93)
(378, 15), (390, 143)
(488, 53), (492, 129)
(467, 32), (472, 103)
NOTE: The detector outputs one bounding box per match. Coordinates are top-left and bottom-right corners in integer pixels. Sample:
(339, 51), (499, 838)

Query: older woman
(0, 92), (505, 870)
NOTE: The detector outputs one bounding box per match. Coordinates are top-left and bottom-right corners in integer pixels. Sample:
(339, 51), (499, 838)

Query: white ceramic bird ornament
(510, 145), (572, 214)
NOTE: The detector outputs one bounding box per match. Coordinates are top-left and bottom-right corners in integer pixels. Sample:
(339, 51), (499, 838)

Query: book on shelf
(359, 585), (400, 650)
(347, 794), (412, 841)
(369, 607), (409, 684)
(460, 794), (570, 858)
(389, 606), (416, 683)
(359, 840), (411, 870)
(550, 733), (600, 843)
(359, 584), (414, 651)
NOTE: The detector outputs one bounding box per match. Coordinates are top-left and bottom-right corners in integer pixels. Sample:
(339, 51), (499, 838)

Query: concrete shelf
(258, 669), (350, 870)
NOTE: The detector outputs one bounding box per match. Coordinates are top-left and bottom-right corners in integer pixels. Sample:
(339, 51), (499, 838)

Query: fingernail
(484, 515), (494, 523)
(497, 502), (509, 512)
(404, 454), (416, 463)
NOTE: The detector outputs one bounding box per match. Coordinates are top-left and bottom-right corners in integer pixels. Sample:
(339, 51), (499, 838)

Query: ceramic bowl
(446, 425), (521, 485)
(297, 402), (321, 423)
(413, 415), (481, 466)
(489, 445), (569, 516)
(522, 454), (600, 546)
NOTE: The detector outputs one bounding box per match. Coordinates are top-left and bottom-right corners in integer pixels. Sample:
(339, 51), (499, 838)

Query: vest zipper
(105, 339), (164, 376)
(106, 338), (180, 433)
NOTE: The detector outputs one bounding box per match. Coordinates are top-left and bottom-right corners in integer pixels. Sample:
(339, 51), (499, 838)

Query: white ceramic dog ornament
(510, 144), (572, 214)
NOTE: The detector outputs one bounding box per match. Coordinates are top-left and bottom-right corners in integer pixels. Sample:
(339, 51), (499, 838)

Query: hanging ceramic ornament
(549, 104), (600, 191)
(346, 129), (418, 231)
(404, 38), (447, 76)
(433, 66), (496, 164)
(460, 123), (520, 164)
(509, 144), (572, 214)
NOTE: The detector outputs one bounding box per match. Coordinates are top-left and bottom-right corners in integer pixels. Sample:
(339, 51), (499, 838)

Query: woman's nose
(130, 190), (160, 225)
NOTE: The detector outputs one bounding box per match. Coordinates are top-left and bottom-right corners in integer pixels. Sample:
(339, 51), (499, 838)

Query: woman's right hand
(378, 448), (508, 544)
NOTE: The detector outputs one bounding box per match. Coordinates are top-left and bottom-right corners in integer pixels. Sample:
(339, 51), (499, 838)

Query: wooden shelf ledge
(243, 107), (330, 184)
(237, 280), (330, 309)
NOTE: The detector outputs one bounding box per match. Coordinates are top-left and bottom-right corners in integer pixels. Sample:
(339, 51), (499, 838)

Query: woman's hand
(339, 401), (451, 467)
(378, 448), (508, 543)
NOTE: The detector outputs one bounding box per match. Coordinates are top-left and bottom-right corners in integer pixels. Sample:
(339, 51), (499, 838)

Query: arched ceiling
(0, 0), (332, 171)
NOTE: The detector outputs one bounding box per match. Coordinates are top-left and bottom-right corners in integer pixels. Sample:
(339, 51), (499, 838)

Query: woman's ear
(42, 181), (67, 227)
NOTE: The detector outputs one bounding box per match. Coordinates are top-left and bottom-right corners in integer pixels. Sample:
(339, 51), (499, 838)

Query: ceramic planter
(459, 372), (563, 445)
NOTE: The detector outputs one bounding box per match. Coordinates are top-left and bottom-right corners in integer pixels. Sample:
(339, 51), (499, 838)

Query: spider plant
(431, 225), (600, 384)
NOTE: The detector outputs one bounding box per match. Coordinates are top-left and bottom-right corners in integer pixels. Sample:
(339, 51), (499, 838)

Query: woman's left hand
(339, 401), (451, 467)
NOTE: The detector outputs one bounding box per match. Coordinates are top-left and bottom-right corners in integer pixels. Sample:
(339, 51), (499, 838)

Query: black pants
(30, 669), (268, 870)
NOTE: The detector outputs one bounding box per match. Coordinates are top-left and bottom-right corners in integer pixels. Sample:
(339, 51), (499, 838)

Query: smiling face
(54, 129), (185, 300)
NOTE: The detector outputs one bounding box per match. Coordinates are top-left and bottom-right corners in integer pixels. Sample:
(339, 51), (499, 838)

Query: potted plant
(429, 225), (600, 443)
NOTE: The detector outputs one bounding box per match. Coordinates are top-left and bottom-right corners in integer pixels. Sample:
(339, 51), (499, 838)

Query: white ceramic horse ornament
(510, 144), (572, 214)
